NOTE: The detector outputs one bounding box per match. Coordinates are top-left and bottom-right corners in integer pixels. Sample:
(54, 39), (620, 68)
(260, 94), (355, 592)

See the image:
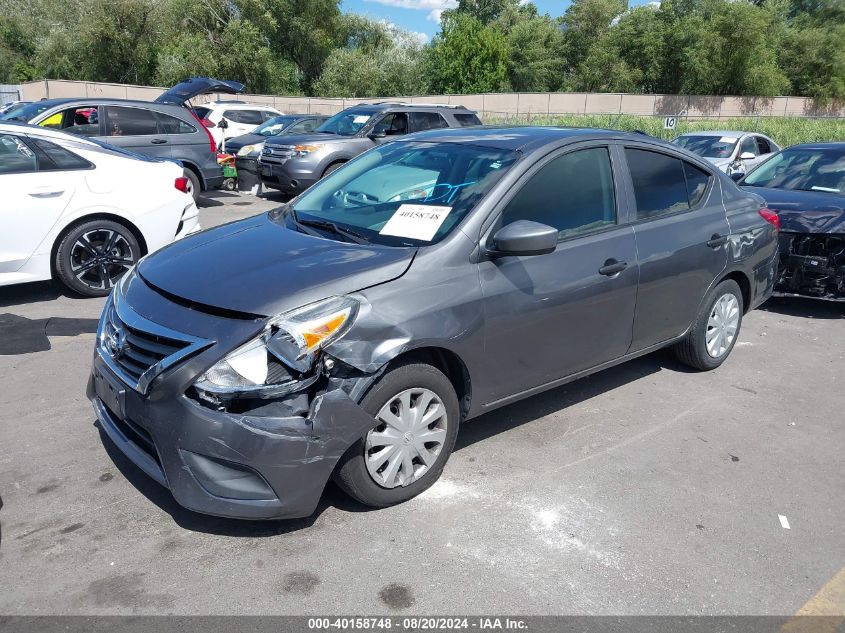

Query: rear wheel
(334, 362), (460, 507)
(54, 219), (141, 297)
(675, 279), (744, 370)
(183, 168), (201, 202)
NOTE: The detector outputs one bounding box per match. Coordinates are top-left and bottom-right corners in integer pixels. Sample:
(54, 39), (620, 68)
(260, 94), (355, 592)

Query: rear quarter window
(453, 113), (482, 127)
(157, 112), (196, 134)
(30, 138), (93, 170)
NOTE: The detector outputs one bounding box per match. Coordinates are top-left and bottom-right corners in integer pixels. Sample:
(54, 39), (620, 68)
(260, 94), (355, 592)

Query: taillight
(759, 208), (780, 231)
(189, 109), (216, 154)
(201, 118), (216, 128)
(175, 176), (190, 193)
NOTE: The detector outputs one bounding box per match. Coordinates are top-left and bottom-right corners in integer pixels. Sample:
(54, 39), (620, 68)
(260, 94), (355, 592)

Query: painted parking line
(781, 565), (845, 633)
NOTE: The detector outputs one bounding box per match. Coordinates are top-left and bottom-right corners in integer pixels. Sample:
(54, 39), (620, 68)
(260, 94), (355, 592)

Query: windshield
(1, 101), (64, 122)
(314, 110), (374, 137)
(673, 135), (739, 159)
(284, 141), (519, 246)
(742, 148), (845, 193)
(255, 116), (296, 137)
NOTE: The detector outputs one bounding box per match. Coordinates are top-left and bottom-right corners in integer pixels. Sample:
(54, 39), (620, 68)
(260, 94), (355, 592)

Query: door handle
(706, 234), (728, 249)
(598, 259), (628, 276)
(150, 138), (168, 145)
(28, 190), (64, 198)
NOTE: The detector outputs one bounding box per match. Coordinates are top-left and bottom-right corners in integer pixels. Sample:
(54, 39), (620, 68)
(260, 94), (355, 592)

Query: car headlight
(294, 144), (322, 157)
(237, 143), (264, 157)
(194, 296), (359, 396)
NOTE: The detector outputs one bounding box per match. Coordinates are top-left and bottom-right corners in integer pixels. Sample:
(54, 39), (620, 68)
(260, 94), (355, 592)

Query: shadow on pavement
(96, 348), (675, 536)
(760, 296), (845, 320)
(0, 313), (99, 355)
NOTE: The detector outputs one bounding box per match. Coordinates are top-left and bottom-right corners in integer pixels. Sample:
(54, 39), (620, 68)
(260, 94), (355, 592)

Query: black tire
(322, 161), (345, 178)
(184, 168), (201, 202)
(54, 219), (141, 297)
(334, 362), (461, 508)
(675, 279), (744, 371)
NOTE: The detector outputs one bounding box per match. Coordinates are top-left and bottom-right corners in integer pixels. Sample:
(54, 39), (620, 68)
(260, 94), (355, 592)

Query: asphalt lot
(1, 190), (844, 615)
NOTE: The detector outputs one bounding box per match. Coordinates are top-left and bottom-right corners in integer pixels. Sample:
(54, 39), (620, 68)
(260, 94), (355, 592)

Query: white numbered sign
(663, 116), (678, 130)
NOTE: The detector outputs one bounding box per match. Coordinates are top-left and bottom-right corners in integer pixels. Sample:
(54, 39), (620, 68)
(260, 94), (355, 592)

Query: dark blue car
(740, 143), (845, 301)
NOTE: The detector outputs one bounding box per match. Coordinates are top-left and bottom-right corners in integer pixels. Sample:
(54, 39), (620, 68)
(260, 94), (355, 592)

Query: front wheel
(675, 279), (744, 370)
(54, 219), (141, 297)
(334, 362), (460, 507)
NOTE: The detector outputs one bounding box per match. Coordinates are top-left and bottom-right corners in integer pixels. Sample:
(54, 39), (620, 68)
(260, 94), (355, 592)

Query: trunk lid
(155, 77), (245, 106)
(741, 186), (845, 233)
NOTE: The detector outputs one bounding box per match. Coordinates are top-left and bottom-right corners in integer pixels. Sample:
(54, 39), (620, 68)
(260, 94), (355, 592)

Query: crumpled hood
(138, 213), (415, 317)
(741, 186), (845, 234)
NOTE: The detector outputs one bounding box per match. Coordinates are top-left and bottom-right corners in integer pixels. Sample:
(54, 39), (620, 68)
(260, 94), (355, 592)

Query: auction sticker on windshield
(379, 204), (452, 241)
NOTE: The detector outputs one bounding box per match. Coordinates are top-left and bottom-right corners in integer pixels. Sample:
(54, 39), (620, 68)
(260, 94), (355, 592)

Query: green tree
(427, 12), (509, 93)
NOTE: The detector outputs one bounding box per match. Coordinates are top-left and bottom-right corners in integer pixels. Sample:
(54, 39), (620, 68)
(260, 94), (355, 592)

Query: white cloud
(377, 18), (430, 44)
(427, 8), (444, 22)
(367, 0), (457, 8)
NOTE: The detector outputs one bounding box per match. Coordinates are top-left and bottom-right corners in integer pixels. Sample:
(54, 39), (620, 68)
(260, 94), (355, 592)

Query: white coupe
(0, 122), (200, 296)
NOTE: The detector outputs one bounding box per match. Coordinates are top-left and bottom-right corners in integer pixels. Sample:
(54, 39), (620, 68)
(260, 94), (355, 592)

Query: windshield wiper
(294, 214), (370, 244)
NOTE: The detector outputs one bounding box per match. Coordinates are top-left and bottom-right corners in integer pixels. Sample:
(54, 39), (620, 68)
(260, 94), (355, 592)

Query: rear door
(0, 133), (79, 272)
(620, 145), (728, 351)
(478, 143), (639, 401)
(102, 105), (172, 159)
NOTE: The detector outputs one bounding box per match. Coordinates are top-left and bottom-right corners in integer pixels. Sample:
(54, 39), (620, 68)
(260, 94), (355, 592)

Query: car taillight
(175, 176), (190, 193)
(189, 109), (216, 154)
(759, 208), (780, 231)
(201, 118), (216, 128)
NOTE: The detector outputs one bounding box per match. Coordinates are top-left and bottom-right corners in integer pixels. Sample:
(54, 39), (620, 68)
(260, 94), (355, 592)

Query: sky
(341, 0), (570, 43)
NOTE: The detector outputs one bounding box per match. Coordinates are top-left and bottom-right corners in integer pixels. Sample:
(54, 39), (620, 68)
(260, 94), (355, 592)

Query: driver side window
(740, 136), (757, 157)
(499, 147), (617, 239)
(373, 113), (409, 137)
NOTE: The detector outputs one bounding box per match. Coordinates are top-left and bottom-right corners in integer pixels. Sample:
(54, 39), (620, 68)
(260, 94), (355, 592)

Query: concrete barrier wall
(20, 80), (845, 118)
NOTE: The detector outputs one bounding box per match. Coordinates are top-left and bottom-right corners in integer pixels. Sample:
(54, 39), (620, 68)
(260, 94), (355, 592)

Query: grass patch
(486, 113), (845, 147)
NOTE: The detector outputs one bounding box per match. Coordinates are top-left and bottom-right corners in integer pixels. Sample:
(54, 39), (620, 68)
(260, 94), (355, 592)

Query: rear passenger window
(31, 138), (92, 170)
(683, 161), (710, 207)
(105, 106), (159, 136)
(500, 147), (616, 238)
(0, 134), (37, 174)
(157, 112), (195, 134)
(411, 112), (448, 131)
(626, 148), (690, 219)
(225, 110), (263, 125)
(453, 113), (482, 127)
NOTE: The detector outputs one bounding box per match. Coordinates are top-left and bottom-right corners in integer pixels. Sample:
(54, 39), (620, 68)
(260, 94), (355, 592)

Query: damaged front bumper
(774, 232), (845, 301)
(86, 276), (381, 520)
(87, 357), (377, 520)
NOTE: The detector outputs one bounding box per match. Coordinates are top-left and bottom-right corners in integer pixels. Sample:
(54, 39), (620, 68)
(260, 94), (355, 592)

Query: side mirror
(730, 171), (744, 182)
(739, 151), (755, 160)
(490, 220), (558, 257)
(368, 130), (386, 140)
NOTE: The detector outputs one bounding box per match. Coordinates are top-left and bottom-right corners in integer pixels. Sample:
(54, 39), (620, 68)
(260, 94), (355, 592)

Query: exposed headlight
(237, 143), (264, 157)
(294, 144), (322, 157)
(194, 296), (359, 396)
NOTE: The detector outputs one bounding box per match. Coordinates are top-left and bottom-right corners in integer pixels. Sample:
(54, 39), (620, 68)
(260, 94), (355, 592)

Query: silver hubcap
(706, 293), (740, 358)
(365, 388), (448, 489)
(70, 229), (135, 290)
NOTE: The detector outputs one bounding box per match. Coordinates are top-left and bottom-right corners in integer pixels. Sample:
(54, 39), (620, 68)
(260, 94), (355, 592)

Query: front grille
(261, 145), (294, 163)
(97, 291), (212, 393)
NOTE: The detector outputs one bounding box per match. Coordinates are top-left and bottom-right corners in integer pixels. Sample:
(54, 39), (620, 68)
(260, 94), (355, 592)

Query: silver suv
(259, 102), (481, 194)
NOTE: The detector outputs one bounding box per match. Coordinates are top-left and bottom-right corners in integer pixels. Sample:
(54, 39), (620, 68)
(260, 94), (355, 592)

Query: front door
(0, 133), (74, 272)
(620, 145), (729, 351)
(478, 144), (639, 403)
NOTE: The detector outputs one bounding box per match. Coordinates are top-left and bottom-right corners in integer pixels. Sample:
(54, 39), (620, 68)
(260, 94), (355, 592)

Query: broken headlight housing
(194, 296), (359, 397)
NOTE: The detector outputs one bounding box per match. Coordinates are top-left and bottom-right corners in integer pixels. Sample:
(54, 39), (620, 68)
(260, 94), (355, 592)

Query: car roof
(397, 125), (669, 153)
(203, 101), (281, 109)
(348, 102), (476, 113)
(677, 130), (754, 137)
(785, 142), (845, 151)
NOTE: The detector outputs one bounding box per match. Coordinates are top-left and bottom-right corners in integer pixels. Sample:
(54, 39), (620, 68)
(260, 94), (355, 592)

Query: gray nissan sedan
(88, 127), (779, 520)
